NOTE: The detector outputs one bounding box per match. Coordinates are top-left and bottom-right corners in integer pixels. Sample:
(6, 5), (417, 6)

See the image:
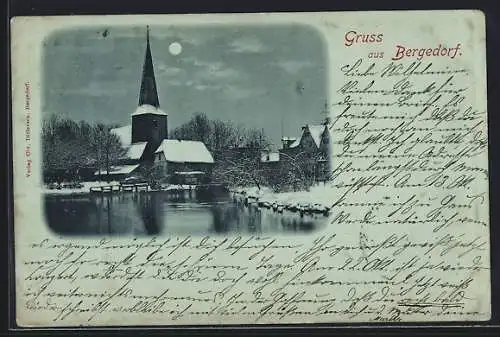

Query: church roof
(111, 125), (132, 147)
(94, 164), (140, 176)
(125, 142), (148, 160)
(132, 104), (167, 116)
(155, 139), (214, 164)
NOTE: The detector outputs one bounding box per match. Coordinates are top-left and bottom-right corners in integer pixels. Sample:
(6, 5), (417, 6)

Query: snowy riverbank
(43, 181), (197, 196)
(43, 181), (121, 195)
(43, 180), (334, 215)
(231, 184), (333, 214)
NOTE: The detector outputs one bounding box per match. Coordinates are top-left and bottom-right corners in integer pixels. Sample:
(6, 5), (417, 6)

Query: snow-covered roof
(281, 137), (297, 141)
(260, 152), (280, 163)
(289, 138), (300, 148)
(132, 104), (167, 116)
(111, 125), (132, 147)
(94, 164), (140, 176)
(308, 125), (326, 148)
(155, 139), (214, 164)
(125, 142), (148, 160)
(288, 125), (326, 149)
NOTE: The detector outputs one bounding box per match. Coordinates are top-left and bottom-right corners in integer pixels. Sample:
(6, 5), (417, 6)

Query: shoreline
(43, 182), (333, 216)
(44, 183), (206, 196)
(230, 186), (331, 216)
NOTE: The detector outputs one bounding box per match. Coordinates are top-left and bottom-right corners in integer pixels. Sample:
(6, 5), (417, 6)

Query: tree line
(42, 112), (271, 183)
(170, 112), (270, 159)
(42, 112), (318, 191)
(42, 114), (125, 182)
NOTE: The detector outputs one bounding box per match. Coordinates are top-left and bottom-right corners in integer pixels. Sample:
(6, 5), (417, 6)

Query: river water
(44, 191), (328, 236)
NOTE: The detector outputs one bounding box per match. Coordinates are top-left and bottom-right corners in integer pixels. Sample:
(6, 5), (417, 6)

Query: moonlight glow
(168, 42), (183, 55)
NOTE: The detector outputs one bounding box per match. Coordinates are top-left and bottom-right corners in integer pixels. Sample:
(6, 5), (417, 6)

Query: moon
(168, 42), (183, 55)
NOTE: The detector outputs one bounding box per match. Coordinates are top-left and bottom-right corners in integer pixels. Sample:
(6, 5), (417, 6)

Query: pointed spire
(138, 25), (160, 108)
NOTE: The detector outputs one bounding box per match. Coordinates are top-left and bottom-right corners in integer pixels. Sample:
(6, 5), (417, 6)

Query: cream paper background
(11, 10), (489, 327)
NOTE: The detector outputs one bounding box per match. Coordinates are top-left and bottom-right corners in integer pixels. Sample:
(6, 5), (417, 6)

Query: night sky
(43, 24), (328, 147)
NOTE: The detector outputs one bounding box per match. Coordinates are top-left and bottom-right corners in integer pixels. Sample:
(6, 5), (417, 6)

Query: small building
(153, 139), (215, 184)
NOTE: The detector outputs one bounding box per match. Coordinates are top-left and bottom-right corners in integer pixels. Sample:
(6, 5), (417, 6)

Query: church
(100, 27), (215, 183)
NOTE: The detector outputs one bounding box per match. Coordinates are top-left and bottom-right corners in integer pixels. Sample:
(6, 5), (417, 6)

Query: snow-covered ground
(43, 181), (121, 195)
(43, 181), (198, 195)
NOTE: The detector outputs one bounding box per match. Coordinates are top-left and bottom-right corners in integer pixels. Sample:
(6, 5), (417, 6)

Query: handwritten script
(22, 228), (488, 325)
(15, 13), (489, 326)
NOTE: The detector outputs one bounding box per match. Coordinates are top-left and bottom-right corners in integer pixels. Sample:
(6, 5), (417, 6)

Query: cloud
(76, 27), (143, 40)
(169, 75), (262, 99)
(165, 79), (185, 87)
(274, 60), (315, 74)
(160, 57), (256, 96)
(183, 56), (243, 81)
(75, 27), (211, 48)
(201, 66), (241, 80)
(52, 81), (128, 97)
(157, 29), (213, 46)
(185, 80), (222, 92)
(165, 78), (220, 92)
(182, 57), (216, 68)
(193, 84), (214, 91)
(228, 37), (270, 53)
(223, 85), (266, 100)
(45, 42), (114, 55)
(155, 63), (186, 77)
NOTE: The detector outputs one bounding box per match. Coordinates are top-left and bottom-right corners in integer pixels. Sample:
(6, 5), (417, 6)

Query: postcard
(10, 10), (490, 327)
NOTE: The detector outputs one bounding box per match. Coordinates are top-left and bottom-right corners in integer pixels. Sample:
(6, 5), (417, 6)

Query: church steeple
(138, 26), (160, 107)
(131, 26), (168, 145)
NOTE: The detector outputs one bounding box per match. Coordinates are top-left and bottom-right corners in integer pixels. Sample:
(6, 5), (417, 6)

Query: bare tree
(210, 119), (239, 159)
(42, 114), (125, 182)
(90, 123), (126, 180)
(212, 154), (266, 190)
(170, 113), (272, 189)
(273, 150), (322, 192)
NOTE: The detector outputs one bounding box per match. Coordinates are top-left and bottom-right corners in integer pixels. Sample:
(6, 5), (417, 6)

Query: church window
(152, 119), (158, 127)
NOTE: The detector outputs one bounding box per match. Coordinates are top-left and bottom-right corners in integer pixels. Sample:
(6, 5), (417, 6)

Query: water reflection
(44, 192), (326, 236)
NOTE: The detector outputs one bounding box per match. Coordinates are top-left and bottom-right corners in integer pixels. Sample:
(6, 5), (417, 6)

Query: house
(279, 123), (331, 182)
(95, 26), (214, 183)
(153, 139), (215, 184)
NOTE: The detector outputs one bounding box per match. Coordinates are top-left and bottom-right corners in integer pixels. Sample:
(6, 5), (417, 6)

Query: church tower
(131, 26), (168, 147)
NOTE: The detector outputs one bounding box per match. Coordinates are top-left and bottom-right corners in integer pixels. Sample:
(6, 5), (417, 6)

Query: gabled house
(279, 123), (331, 182)
(153, 139), (215, 184)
